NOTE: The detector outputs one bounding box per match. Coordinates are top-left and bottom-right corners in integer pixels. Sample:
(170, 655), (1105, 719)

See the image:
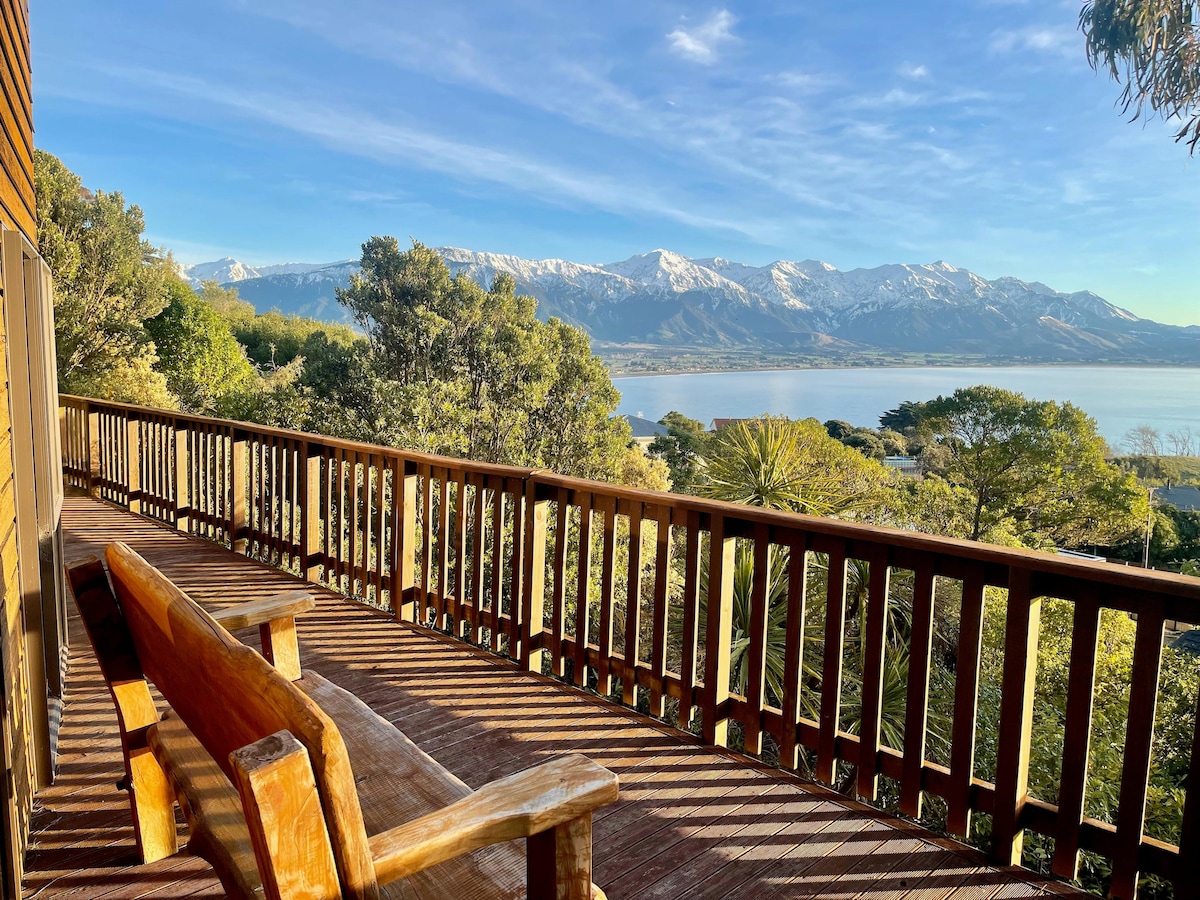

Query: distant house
(709, 418), (748, 432)
(882, 456), (923, 477)
(623, 415), (670, 450)
(1157, 485), (1200, 512)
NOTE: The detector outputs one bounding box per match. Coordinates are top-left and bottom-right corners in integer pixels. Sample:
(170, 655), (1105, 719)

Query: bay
(614, 366), (1200, 445)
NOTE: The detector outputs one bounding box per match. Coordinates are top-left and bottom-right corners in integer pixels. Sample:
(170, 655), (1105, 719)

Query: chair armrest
(210, 590), (316, 630)
(368, 755), (618, 885)
(212, 591), (315, 680)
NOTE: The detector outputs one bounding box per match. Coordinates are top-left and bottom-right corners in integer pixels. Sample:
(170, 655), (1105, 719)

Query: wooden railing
(59, 395), (1200, 899)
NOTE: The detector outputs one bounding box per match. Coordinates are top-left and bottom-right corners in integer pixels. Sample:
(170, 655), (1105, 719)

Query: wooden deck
(22, 496), (1083, 899)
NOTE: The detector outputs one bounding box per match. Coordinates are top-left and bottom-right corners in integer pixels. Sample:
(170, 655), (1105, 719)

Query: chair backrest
(103, 541), (379, 900)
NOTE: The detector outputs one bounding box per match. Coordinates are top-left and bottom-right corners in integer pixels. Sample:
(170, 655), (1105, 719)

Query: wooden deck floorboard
(22, 497), (1083, 899)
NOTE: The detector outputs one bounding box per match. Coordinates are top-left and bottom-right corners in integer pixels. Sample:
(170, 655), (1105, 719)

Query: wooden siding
(0, 3), (40, 898)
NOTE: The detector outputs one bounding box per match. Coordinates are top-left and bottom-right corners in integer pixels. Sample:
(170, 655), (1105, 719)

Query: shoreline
(606, 360), (1200, 380)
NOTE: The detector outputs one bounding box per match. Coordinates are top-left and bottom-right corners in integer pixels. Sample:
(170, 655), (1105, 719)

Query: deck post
(703, 514), (736, 747)
(86, 400), (102, 498)
(173, 422), (190, 533)
(394, 459), (419, 622)
(991, 567), (1040, 866)
(126, 412), (142, 514)
(520, 478), (548, 672)
(301, 441), (322, 582)
(231, 429), (249, 555)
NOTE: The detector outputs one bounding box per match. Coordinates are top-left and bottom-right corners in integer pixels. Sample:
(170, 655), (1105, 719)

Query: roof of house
(623, 415), (670, 439)
(1173, 629), (1200, 654)
(709, 418), (747, 432)
(1158, 485), (1200, 512)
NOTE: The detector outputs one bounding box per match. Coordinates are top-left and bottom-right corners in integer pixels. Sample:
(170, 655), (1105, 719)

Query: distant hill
(178, 248), (1200, 362)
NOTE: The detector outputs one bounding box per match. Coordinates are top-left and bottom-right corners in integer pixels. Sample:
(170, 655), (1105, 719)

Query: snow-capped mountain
(186, 248), (1199, 362)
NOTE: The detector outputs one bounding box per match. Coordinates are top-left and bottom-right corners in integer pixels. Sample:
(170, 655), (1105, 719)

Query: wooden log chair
(67, 541), (618, 900)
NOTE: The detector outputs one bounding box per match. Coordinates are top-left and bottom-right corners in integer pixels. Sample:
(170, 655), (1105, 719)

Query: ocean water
(614, 366), (1200, 446)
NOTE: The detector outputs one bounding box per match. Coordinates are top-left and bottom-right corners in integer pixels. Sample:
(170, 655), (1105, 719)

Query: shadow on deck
(22, 497), (1083, 899)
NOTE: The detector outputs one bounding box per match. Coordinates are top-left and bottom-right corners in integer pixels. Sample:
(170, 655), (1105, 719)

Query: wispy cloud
(899, 63), (930, 79)
(990, 26), (1078, 56)
(666, 10), (737, 64)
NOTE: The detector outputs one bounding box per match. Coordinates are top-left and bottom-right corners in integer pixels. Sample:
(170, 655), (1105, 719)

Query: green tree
(34, 150), (170, 395)
(334, 237), (633, 482)
(700, 417), (891, 517)
(648, 411), (709, 493)
(920, 386), (1147, 546)
(144, 279), (256, 413)
(1080, 0), (1200, 150)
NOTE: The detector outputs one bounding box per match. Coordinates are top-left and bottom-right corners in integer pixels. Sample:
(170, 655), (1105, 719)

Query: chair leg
(127, 745), (179, 863)
(527, 814), (593, 900)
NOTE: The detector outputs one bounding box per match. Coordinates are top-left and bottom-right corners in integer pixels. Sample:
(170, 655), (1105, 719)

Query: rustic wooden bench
(67, 541), (618, 900)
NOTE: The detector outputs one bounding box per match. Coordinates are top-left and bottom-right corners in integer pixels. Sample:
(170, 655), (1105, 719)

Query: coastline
(605, 359), (1200, 380)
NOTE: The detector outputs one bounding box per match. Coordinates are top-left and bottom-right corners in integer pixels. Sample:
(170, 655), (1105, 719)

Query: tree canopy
(1081, 0), (1200, 150)
(920, 386), (1147, 546)
(35, 149), (172, 401)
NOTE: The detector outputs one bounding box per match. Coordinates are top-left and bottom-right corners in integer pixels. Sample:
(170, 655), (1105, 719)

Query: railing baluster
(519, 477), (546, 671)
(648, 504), (671, 718)
(779, 533), (810, 771)
(436, 469), (450, 623)
(1177, 677), (1200, 900)
(451, 472), (465, 633)
(489, 477), (504, 652)
(394, 458), (417, 621)
(742, 524), (771, 756)
(900, 557), (937, 818)
(1051, 589), (1102, 879)
(596, 495), (618, 696)
(677, 509), (702, 730)
(992, 567), (1040, 865)
(231, 429), (247, 554)
(816, 541), (848, 784)
(375, 458), (388, 607)
(506, 477), (524, 655)
(548, 487), (569, 676)
(1110, 599), (1167, 900)
(468, 474), (486, 639)
(126, 412), (141, 514)
(947, 568), (986, 838)
(573, 492), (593, 688)
(622, 501), (644, 707)
(856, 545), (891, 802)
(703, 513), (735, 747)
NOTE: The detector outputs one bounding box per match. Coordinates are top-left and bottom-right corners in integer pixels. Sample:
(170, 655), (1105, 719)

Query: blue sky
(31, 0), (1200, 325)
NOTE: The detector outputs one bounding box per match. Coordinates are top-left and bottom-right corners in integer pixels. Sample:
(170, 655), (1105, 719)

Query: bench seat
(151, 672), (529, 899)
(68, 543), (617, 900)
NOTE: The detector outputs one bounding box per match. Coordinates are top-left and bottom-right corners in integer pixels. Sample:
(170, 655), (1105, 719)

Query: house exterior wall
(0, 3), (63, 897)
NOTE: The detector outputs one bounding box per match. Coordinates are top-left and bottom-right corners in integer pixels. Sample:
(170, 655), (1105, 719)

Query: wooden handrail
(58, 393), (1200, 899)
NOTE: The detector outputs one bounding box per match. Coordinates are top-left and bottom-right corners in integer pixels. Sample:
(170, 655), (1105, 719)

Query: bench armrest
(368, 755), (618, 885)
(212, 591), (315, 681)
(209, 590), (316, 630)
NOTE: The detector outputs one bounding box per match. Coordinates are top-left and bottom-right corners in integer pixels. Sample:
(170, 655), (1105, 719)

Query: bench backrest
(103, 541), (379, 900)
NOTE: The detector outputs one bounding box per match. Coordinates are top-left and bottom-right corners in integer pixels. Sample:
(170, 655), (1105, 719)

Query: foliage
(1080, 0), (1200, 150)
(334, 237), (633, 481)
(879, 400), (929, 433)
(144, 279), (256, 413)
(35, 150), (171, 395)
(648, 411), (709, 492)
(699, 416), (892, 517)
(920, 386), (1147, 546)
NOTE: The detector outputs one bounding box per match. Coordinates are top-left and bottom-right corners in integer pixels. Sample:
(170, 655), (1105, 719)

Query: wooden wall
(0, 1), (48, 898)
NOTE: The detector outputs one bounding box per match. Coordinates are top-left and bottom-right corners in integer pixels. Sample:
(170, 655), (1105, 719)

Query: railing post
(126, 412), (141, 514)
(300, 441), (322, 582)
(520, 477), (548, 673)
(991, 567), (1040, 866)
(703, 513), (735, 747)
(230, 429), (248, 555)
(85, 400), (101, 498)
(393, 459), (418, 622)
(173, 421), (190, 533)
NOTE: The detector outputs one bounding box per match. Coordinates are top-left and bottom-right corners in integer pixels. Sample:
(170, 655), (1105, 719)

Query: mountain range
(178, 250), (1200, 362)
